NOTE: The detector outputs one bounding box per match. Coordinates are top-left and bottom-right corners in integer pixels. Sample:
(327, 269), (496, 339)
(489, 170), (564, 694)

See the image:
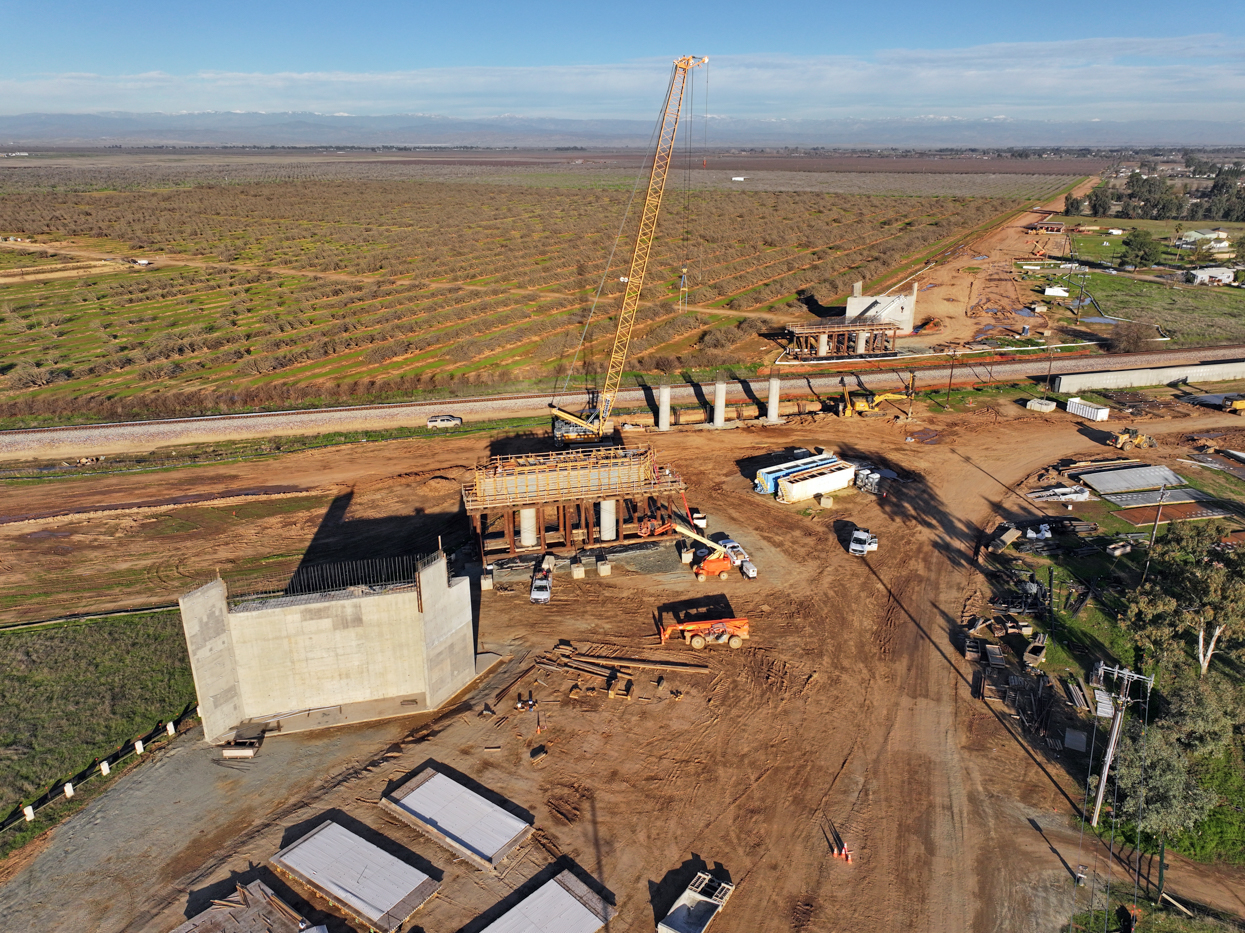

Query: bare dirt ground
(2, 402), (1245, 932)
(890, 177), (1100, 351)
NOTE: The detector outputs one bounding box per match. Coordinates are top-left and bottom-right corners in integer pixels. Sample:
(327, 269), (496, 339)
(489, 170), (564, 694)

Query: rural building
(1024, 220), (1065, 234)
(1175, 229), (1232, 254)
(785, 281), (914, 360)
(1186, 266), (1237, 285)
(179, 552), (476, 743)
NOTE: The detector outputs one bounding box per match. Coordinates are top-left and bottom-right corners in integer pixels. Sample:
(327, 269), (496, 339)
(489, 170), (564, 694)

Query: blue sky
(2, 0), (1244, 121)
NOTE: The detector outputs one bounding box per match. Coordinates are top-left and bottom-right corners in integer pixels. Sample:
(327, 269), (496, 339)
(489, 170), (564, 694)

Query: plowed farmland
(0, 157), (1042, 422)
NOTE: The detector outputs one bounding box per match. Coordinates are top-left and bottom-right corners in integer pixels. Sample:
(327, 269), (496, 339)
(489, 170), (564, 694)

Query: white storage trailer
(776, 460), (856, 503)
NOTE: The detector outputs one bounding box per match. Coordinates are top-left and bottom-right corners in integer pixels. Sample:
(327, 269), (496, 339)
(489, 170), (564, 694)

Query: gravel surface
(2, 345), (1243, 461)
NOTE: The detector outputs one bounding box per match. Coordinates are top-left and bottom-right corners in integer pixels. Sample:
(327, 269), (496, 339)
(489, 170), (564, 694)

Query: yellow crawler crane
(550, 55), (707, 447)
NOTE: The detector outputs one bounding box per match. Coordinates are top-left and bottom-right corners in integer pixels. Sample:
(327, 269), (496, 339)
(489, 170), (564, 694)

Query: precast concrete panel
(230, 589), (426, 716)
(1054, 361), (1245, 393)
(179, 579), (243, 743)
(418, 560), (474, 707)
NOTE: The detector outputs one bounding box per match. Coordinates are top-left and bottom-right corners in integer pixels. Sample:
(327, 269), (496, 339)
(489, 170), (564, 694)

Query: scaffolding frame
(462, 446), (687, 558)
(786, 319), (900, 360)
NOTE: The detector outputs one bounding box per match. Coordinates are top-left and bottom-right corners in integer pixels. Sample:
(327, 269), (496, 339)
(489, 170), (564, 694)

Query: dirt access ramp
(903, 176), (1100, 349)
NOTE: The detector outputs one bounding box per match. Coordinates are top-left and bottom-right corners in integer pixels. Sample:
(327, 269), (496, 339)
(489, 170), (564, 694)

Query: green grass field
(0, 611), (195, 816)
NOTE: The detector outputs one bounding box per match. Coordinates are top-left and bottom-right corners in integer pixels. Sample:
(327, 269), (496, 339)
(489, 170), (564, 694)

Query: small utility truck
(658, 872), (735, 933)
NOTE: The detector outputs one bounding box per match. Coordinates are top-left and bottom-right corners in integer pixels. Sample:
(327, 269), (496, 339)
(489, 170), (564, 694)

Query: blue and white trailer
(753, 453), (837, 495)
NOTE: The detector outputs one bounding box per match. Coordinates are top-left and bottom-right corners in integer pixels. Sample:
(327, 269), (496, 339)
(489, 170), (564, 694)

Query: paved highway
(2, 344), (1243, 461)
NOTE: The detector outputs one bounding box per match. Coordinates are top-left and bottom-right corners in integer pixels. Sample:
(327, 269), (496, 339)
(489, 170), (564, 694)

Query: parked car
(529, 570), (551, 604)
(426, 414), (463, 428)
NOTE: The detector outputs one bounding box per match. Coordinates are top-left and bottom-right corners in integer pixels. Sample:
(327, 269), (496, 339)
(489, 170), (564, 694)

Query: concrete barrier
(1054, 361), (1245, 393)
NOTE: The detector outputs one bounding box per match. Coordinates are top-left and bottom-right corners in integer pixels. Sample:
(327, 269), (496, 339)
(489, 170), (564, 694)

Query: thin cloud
(2, 36), (1243, 121)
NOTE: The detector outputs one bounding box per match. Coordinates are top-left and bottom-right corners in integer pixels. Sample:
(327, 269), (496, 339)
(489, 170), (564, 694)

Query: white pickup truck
(848, 528), (879, 556)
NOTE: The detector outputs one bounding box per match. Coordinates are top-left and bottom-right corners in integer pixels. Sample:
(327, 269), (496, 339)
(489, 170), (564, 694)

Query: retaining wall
(1053, 361), (1245, 393)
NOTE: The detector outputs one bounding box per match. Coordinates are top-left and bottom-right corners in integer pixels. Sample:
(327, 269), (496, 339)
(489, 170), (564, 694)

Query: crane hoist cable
(549, 55), (707, 447)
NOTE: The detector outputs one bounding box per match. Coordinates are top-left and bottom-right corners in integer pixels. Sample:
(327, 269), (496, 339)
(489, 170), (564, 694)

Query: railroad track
(2, 343), (1242, 459)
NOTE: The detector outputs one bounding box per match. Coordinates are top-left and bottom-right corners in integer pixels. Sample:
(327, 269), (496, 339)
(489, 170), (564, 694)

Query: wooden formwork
(462, 446), (686, 558)
(786, 320), (899, 360)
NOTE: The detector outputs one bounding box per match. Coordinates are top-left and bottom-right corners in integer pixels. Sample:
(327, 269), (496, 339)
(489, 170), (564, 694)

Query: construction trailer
(776, 459), (856, 504)
(753, 452), (837, 495)
(462, 445), (687, 559)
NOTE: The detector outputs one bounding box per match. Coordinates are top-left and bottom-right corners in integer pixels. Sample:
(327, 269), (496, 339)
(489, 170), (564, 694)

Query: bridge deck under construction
(787, 318), (899, 359)
(462, 445), (686, 557)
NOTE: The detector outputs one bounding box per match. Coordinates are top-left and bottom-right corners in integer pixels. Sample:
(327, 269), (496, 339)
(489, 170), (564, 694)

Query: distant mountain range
(2, 111), (1245, 147)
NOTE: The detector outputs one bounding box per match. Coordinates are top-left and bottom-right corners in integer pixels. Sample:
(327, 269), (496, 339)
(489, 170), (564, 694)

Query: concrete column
(658, 384), (671, 431)
(766, 377), (782, 424)
(599, 499), (617, 541)
(818, 333), (828, 357)
(713, 381), (727, 428)
(519, 508), (538, 548)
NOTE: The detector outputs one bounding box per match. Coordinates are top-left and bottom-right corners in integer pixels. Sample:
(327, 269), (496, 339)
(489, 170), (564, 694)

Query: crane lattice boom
(551, 55), (706, 445)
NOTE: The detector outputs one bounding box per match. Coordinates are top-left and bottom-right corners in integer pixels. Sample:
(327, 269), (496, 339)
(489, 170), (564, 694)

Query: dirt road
(1, 406), (1243, 932)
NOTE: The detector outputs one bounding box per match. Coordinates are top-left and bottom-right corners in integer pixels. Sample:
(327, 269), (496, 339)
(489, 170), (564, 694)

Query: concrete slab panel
(476, 871), (612, 933)
(1078, 466), (1185, 494)
(270, 820), (438, 933)
(382, 768), (532, 868)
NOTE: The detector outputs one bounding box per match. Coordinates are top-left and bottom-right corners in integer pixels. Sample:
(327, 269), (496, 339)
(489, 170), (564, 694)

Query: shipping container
(1065, 396), (1110, 421)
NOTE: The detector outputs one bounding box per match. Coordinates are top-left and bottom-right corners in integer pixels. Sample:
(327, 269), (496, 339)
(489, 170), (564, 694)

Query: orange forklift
(659, 616), (750, 650)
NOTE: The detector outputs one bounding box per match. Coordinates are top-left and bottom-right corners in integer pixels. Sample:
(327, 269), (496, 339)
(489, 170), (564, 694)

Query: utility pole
(906, 372), (916, 422)
(1140, 484), (1168, 587)
(944, 351), (957, 410)
(1042, 344), (1056, 401)
(1089, 665), (1155, 828)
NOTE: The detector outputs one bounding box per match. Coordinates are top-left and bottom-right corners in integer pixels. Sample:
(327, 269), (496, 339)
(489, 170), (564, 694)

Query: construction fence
(0, 700), (199, 838)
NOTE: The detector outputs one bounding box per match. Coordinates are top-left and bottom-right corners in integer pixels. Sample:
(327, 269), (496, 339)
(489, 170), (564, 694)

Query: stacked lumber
(532, 643), (711, 682)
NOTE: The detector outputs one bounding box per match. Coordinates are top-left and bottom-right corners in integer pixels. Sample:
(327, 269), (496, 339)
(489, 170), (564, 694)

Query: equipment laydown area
(4, 399), (1245, 933)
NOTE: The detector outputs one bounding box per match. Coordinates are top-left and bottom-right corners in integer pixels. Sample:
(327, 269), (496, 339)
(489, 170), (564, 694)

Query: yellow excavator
(839, 374), (916, 419)
(1221, 396), (1245, 415)
(549, 56), (707, 447)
